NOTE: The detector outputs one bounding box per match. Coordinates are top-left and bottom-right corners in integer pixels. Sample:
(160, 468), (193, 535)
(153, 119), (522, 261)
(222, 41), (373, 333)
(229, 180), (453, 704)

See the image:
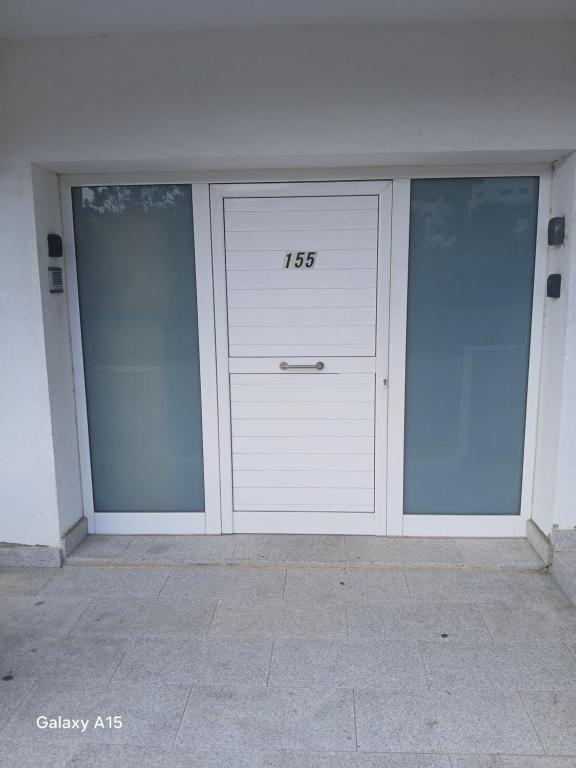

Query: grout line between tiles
(0, 678), (40, 738)
(156, 568), (176, 598)
(266, 639), (274, 686)
(474, 601), (496, 643)
(206, 599), (219, 637)
(64, 597), (96, 636)
(108, 635), (136, 683)
(416, 639), (432, 691)
(352, 688), (359, 751)
(171, 685), (194, 748)
(60, 557), (547, 574)
(230, 535), (240, 562)
(403, 571), (412, 599)
(34, 569), (61, 596)
(517, 689), (547, 754)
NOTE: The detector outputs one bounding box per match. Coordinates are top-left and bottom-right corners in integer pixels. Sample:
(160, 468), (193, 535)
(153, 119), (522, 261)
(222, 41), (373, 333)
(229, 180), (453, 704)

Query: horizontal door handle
(279, 361), (325, 371)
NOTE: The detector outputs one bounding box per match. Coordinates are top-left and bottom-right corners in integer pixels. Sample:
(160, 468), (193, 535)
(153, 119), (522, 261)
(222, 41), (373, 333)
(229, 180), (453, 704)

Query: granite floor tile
(354, 690), (542, 754)
(284, 568), (409, 603)
(0, 597), (90, 636)
(478, 598), (576, 642)
(345, 538), (462, 567)
(2, 681), (190, 746)
(0, 567), (58, 596)
(0, 634), (130, 681)
(176, 686), (355, 751)
(114, 636), (271, 686)
(0, 742), (76, 768)
(234, 535), (346, 565)
(160, 566), (286, 600)
(119, 536), (236, 564)
(420, 641), (576, 691)
(347, 601), (492, 642)
(449, 756), (576, 767)
(454, 539), (544, 568)
(163, 748), (258, 767)
(65, 535), (135, 562)
(69, 597), (216, 638)
(0, 545), (60, 567)
(210, 599), (347, 640)
(551, 552), (576, 605)
(39, 566), (172, 598)
(521, 573), (572, 603)
(406, 571), (558, 604)
(0, 678), (35, 731)
(64, 744), (166, 767)
(269, 639), (428, 690)
(261, 752), (451, 767)
(521, 692), (576, 755)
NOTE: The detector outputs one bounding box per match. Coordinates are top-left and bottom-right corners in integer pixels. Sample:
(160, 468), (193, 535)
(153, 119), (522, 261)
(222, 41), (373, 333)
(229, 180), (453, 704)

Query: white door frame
(210, 180), (392, 534)
(386, 174), (551, 537)
(60, 165), (550, 538)
(60, 180), (221, 534)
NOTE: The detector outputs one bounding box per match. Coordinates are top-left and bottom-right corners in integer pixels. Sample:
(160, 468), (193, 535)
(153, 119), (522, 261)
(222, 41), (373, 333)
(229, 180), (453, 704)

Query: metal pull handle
(279, 361), (324, 371)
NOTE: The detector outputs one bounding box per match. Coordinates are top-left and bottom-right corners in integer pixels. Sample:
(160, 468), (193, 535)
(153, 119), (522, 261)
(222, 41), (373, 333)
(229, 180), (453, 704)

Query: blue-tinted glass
(404, 177), (539, 515)
(72, 185), (204, 512)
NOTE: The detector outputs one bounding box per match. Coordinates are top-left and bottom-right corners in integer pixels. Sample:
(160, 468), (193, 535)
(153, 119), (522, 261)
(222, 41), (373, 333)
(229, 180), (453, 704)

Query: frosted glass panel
(72, 185), (204, 512)
(404, 178), (539, 515)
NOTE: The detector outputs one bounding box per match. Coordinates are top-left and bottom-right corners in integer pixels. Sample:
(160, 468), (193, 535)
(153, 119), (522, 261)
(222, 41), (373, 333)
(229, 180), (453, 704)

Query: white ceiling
(1, 0), (576, 39)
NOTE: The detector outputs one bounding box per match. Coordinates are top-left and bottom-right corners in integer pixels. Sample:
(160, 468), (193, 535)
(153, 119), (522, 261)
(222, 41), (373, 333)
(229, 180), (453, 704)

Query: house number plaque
(283, 251), (317, 269)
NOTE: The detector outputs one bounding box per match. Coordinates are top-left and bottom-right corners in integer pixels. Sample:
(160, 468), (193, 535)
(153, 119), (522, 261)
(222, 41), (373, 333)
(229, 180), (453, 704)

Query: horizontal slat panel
(232, 419), (373, 437)
(223, 192), (381, 518)
(232, 453), (374, 471)
(231, 373), (375, 386)
(225, 209), (377, 232)
(234, 470), (374, 489)
(231, 384), (374, 402)
(228, 307), (376, 328)
(224, 196), (378, 212)
(227, 288), (376, 308)
(230, 344), (375, 357)
(231, 401), (374, 420)
(229, 325), (374, 346)
(226, 229), (378, 251)
(232, 436), (374, 454)
(227, 269), (376, 290)
(233, 487), (374, 507)
(227, 250), (377, 271)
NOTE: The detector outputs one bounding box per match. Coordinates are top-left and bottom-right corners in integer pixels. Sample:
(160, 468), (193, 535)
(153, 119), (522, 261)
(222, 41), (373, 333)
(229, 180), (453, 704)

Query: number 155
(284, 251), (317, 269)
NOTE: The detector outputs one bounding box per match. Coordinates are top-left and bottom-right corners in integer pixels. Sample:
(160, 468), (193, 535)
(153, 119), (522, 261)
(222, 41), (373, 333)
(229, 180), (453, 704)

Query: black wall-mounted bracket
(548, 217), (566, 247)
(47, 233), (63, 258)
(547, 274), (562, 299)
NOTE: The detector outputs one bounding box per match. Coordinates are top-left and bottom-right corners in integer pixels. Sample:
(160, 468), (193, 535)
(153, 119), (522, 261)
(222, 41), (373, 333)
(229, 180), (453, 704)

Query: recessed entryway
(65, 172), (546, 538)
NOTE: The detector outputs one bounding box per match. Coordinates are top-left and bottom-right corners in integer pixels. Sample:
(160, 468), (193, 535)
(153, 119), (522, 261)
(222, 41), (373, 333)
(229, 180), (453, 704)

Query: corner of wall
(31, 164), (85, 538)
(531, 151), (576, 535)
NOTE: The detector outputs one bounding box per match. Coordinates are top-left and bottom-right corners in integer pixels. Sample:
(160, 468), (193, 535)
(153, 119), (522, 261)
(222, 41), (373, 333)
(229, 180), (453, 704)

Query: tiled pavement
(1, 535), (576, 766)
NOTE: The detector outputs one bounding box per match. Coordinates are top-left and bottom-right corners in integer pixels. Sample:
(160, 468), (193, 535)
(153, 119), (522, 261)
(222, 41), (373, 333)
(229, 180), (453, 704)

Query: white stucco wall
(547, 155), (576, 531)
(1, 22), (576, 545)
(31, 166), (84, 537)
(531, 156), (576, 534)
